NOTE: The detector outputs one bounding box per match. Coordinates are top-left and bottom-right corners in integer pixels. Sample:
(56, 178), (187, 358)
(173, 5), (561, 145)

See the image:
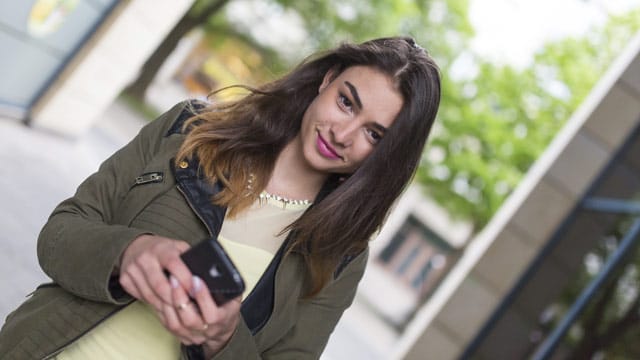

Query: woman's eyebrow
(371, 123), (388, 134)
(344, 81), (363, 110)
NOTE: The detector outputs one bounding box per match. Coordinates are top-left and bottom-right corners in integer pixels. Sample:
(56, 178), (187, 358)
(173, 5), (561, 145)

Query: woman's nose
(331, 121), (357, 147)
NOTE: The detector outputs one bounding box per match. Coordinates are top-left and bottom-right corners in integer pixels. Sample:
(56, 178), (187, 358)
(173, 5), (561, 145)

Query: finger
(126, 264), (164, 311)
(172, 276), (206, 332)
(157, 309), (167, 327)
(138, 240), (188, 305)
(169, 301), (207, 344)
(162, 302), (195, 344)
(118, 272), (142, 300)
(179, 337), (195, 346)
(191, 276), (221, 325)
(192, 276), (241, 343)
(139, 255), (174, 305)
(217, 296), (242, 331)
(173, 240), (191, 253)
(162, 247), (194, 292)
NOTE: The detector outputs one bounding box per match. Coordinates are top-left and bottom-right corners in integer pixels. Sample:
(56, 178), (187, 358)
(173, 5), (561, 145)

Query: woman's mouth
(316, 132), (341, 160)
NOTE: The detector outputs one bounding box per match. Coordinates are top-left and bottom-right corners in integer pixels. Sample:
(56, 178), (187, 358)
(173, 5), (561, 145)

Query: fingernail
(170, 276), (179, 289)
(191, 276), (202, 294)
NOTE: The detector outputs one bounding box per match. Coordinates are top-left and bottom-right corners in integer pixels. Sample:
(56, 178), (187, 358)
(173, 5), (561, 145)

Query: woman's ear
(319, 66), (340, 93)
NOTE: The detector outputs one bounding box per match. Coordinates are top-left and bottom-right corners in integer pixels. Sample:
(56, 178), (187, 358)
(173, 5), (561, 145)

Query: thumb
(173, 240), (191, 254)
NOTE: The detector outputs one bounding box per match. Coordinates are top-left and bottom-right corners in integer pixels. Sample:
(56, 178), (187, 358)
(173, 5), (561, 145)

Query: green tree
(123, 0), (231, 101)
(417, 8), (640, 232)
(123, 0), (473, 102)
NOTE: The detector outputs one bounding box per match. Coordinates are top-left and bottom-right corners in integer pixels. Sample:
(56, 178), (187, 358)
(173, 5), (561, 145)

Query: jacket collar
(170, 157), (226, 238)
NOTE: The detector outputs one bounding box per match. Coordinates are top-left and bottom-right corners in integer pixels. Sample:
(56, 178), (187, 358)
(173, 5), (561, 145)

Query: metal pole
(582, 197), (640, 215)
(531, 218), (640, 360)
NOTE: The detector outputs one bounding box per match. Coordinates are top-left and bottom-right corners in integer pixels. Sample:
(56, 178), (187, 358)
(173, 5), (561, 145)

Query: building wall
(324, 186), (472, 359)
(0, 1), (119, 118)
(29, 0), (194, 137)
(393, 32), (640, 360)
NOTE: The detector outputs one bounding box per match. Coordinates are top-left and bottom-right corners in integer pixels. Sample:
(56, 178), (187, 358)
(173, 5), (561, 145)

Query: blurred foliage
(416, 8), (640, 232)
(200, 0), (472, 83)
(117, 92), (161, 120)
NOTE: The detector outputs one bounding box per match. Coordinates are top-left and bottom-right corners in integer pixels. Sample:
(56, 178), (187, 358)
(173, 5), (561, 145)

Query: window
(0, 0), (118, 116)
(376, 216), (457, 298)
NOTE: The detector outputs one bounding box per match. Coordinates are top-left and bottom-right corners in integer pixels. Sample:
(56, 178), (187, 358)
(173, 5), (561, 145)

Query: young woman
(0, 36), (440, 359)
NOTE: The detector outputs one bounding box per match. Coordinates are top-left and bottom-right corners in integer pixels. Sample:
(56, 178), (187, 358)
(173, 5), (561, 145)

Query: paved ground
(0, 100), (147, 322)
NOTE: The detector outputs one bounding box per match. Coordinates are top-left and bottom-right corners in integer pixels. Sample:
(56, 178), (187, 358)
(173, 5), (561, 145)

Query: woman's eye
(338, 93), (353, 111)
(366, 128), (383, 143)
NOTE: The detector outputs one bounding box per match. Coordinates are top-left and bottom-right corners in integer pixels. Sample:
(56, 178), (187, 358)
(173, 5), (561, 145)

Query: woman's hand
(169, 275), (242, 353)
(118, 234), (192, 313)
(119, 234), (241, 352)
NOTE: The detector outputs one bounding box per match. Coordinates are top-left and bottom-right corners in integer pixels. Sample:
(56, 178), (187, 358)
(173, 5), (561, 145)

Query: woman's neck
(266, 137), (327, 201)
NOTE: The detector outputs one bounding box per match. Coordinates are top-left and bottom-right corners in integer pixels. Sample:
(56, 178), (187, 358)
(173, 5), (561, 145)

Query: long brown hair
(176, 37), (441, 295)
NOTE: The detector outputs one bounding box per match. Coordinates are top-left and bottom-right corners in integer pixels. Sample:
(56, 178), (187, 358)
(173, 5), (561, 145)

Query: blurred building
(387, 32), (640, 359)
(322, 186), (473, 360)
(0, 0), (194, 137)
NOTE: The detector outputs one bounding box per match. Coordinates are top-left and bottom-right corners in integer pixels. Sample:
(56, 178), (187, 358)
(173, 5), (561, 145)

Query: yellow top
(56, 197), (308, 360)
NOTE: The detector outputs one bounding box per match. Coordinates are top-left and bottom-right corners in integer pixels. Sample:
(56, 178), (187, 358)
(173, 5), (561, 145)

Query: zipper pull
(134, 172), (164, 185)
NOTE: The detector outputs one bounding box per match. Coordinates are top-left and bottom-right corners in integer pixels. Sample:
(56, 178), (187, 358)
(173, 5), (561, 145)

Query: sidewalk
(0, 100), (147, 322)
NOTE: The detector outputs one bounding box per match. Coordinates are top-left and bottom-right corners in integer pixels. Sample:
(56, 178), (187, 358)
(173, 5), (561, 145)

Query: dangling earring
(245, 173), (256, 197)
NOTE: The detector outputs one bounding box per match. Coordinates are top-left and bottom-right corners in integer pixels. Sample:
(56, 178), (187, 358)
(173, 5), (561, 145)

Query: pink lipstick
(316, 132), (341, 160)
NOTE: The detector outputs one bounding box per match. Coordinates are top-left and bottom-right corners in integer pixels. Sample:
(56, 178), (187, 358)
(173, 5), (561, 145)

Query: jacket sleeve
(36, 101), (189, 304)
(210, 249), (369, 360)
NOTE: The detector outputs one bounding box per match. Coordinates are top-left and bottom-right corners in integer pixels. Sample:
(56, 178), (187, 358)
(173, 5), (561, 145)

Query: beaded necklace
(259, 191), (312, 207)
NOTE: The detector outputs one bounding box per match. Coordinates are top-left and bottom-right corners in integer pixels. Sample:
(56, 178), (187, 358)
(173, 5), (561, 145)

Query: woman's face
(297, 65), (404, 175)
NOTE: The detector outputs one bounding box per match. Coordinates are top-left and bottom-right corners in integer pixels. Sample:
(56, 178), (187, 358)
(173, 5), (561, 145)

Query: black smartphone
(180, 239), (245, 305)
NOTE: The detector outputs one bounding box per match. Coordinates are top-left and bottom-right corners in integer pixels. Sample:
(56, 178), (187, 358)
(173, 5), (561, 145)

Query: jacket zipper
(175, 179), (278, 335)
(175, 184), (214, 237)
(134, 171), (164, 186)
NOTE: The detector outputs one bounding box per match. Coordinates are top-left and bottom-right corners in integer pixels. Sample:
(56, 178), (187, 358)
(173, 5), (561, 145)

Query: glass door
(0, 0), (119, 118)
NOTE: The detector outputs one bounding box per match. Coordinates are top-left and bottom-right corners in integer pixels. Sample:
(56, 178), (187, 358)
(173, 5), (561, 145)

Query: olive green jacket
(0, 102), (368, 359)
